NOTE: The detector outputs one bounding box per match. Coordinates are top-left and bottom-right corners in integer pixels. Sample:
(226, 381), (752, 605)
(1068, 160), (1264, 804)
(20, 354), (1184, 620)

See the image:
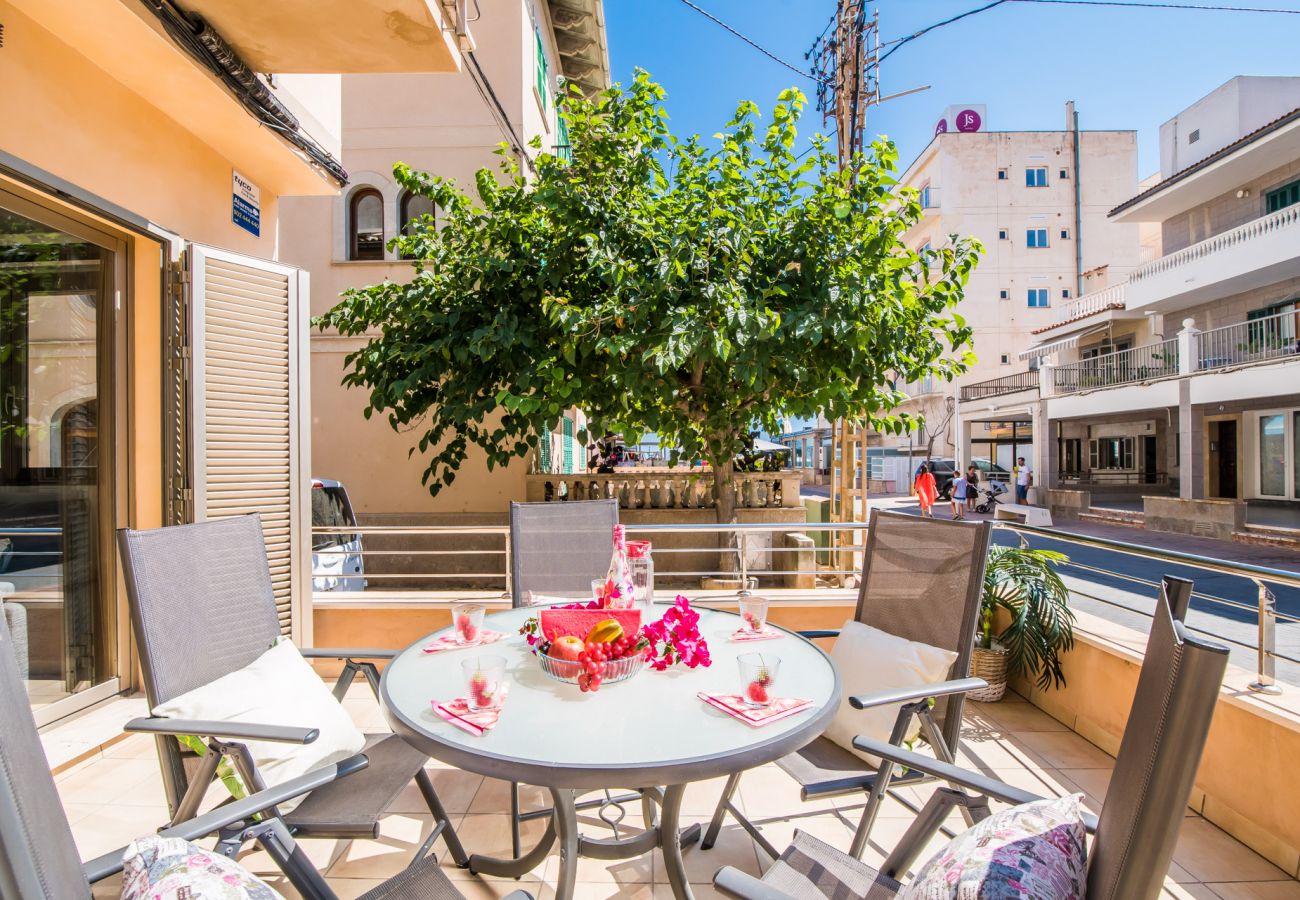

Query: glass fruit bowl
(537, 650), (645, 685)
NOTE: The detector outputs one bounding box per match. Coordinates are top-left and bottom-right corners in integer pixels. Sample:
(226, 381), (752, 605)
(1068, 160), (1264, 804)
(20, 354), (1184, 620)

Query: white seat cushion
(151, 639), (366, 809)
(823, 620), (958, 765)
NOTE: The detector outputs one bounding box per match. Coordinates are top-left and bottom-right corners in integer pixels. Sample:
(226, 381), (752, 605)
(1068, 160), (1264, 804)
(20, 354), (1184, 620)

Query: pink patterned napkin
(697, 692), (813, 727)
(432, 689), (509, 736)
(422, 630), (507, 653)
(730, 626), (783, 643)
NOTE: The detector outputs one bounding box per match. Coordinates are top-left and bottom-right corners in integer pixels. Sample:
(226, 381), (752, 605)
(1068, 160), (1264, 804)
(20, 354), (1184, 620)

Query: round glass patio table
(381, 603), (840, 900)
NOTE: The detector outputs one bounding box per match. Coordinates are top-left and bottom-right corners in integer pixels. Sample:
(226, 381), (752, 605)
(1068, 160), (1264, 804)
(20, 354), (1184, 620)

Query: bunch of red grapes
(575, 634), (641, 692)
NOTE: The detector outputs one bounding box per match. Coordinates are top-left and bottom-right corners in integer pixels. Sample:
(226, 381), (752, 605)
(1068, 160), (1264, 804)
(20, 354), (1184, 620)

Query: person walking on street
(1015, 457), (1033, 504)
(965, 464), (980, 514)
(950, 470), (968, 520)
(916, 462), (938, 518)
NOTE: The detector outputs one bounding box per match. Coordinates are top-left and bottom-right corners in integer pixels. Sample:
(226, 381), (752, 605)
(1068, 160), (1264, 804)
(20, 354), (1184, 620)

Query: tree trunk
(713, 458), (739, 576)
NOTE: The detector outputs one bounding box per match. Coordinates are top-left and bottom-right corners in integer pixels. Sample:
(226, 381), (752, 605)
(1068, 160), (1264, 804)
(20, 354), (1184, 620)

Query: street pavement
(808, 486), (1300, 685)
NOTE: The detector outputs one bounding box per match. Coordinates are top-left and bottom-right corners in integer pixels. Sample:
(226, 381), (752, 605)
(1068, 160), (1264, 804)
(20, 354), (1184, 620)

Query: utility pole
(812, 2), (879, 554)
(809, 1), (879, 172)
(812, 3), (925, 548)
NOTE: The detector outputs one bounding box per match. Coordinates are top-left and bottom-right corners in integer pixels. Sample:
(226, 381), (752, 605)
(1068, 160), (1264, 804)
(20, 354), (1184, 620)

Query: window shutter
(562, 417), (575, 473)
(188, 245), (310, 639)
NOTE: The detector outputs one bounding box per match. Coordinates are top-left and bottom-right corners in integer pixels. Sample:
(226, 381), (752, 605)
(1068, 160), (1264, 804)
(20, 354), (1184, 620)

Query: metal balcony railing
(1054, 281), (1126, 324)
(958, 370), (1039, 402)
(1129, 204), (1300, 286)
(310, 518), (1300, 692)
(1197, 308), (1300, 372)
(1052, 338), (1179, 394)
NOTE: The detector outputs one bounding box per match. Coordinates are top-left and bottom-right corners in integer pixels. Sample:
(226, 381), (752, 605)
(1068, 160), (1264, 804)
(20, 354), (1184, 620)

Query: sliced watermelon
(538, 608), (642, 643)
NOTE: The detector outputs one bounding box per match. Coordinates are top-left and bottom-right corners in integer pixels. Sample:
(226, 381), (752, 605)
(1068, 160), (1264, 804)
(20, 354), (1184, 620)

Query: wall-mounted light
(1236, 189), (1251, 199)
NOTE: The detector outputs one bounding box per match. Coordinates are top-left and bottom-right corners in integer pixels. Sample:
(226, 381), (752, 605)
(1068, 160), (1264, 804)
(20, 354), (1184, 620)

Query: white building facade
(890, 108), (1141, 474)
(1017, 77), (1300, 530)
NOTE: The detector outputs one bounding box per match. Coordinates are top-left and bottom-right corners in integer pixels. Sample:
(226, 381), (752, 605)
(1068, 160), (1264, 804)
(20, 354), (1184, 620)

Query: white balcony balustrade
(1054, 281), (1127, 324)
(525, 470), (803, 510)
(1126, 205), (1300, 312)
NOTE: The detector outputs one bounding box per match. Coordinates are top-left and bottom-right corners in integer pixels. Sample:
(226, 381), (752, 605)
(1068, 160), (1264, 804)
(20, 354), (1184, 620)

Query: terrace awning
(1019, 324), (1109, 361)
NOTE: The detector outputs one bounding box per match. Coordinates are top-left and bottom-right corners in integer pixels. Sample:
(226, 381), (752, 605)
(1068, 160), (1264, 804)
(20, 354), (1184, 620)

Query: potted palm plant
(969, 544), (1075, 702)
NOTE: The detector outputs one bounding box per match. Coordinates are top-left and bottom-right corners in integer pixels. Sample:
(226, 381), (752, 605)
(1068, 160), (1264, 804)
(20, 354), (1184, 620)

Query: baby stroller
(973, 479), (1007, 514)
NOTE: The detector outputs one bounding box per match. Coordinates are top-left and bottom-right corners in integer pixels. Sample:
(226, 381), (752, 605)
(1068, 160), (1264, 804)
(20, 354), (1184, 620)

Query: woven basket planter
(968, 646), (1010, 702)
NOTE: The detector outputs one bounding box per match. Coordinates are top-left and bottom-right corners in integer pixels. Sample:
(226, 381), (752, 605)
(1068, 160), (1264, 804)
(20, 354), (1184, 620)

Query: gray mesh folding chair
(509, 499), (617, 607)
(117, 514), (467, 869)
(713, 576), (1230, 899)
(508, 499), (634, 854)
(0, 616), (527, 900)
(704, 509), (993, 859)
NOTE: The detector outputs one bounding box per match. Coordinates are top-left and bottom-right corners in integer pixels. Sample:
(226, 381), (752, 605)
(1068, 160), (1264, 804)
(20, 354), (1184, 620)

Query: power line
(672, 0), (827, 84)
(878, 0), (1300, 62)
(1013, 0), (1300, 11)
(878, 0), (1011, 64)
(464, 51), (538, 178)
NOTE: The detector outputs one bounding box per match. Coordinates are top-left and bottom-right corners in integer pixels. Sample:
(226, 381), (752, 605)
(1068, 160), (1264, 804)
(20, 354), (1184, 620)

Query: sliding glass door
(0, 190), (119, 714)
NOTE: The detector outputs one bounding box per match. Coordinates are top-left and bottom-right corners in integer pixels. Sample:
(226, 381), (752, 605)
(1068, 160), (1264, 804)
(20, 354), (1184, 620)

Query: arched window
(399, 191), (436, 259)
(348, 188), (385, 260)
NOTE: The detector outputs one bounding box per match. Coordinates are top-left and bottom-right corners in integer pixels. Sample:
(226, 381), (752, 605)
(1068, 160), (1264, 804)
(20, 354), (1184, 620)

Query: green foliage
(980, 545), (1076, 690)
(315, 71), (981, 510)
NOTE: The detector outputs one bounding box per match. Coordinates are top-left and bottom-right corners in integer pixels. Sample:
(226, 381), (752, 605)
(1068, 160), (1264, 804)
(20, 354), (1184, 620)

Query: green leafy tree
(317, 72), (981, 534)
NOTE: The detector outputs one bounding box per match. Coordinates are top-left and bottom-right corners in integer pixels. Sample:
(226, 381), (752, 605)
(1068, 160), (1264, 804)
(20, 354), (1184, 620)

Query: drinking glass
(737, 653), (780, 708)
(738, 597), (769, 633)
(451, 603), (485, 645)
(461, 655), (507, 711)
(630, 556), (654, 609)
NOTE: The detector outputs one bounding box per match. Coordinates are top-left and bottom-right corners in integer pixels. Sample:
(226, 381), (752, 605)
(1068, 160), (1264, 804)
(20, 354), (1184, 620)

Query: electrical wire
(138, 0), (347, 186)
(878, 0), (1299, 62)
(464, 51), (540, 178)
(673, 0), (828, 84)
(878, 0), (1011, 64)
(1013, 0), (1300, 11)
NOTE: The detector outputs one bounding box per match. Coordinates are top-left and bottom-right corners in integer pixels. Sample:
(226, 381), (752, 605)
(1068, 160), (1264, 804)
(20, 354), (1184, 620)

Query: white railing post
(1039, 361), (1055, 398)
(1177, 317), (1199, 376)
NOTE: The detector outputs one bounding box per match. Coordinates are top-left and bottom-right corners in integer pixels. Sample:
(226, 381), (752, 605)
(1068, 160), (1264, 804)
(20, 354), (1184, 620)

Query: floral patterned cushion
(120, 834), (283, 900)
(899, 794), (1088, 900)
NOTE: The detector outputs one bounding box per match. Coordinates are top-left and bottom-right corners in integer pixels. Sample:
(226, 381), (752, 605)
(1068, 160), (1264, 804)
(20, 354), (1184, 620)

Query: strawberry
(457, 614), (479, 643)
(469, 672), (491, 706)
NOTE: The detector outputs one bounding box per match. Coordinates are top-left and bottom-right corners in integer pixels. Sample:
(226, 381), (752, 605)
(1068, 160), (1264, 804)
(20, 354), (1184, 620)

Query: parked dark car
(931, 457), (1010, 500)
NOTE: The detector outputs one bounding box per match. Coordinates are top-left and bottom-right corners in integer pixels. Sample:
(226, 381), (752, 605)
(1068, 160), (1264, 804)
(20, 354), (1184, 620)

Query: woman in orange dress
(915, 462), (938, 518)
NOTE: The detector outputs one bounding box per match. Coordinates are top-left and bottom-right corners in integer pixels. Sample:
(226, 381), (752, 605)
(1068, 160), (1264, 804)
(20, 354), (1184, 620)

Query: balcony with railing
(1125, 204), (1300, 312)
(958, 369), (1039, 402)
(1197, 308), (1300, 372)
(1053, 280), (1127, 325)
(1051, 338), (1179, 394)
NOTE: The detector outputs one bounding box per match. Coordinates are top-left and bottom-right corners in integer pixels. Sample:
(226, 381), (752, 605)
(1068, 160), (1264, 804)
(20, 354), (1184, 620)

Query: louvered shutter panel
(188, 245), (310, 639)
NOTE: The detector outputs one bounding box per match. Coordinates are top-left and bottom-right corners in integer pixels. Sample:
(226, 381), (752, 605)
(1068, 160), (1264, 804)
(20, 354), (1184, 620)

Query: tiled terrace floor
(50, 685), (1300, 900)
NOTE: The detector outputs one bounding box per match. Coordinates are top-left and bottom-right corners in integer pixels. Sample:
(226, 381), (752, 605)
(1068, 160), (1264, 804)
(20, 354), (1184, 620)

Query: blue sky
(603, 0), (1300, 180)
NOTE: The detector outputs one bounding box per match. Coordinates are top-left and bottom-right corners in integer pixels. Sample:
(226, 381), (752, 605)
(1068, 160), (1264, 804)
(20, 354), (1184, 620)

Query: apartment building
(889, 107), (1141, 472)
(1004, 76), (1300, 535)
(280, 2), (608, 528)
(0, 0), (468, 721)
